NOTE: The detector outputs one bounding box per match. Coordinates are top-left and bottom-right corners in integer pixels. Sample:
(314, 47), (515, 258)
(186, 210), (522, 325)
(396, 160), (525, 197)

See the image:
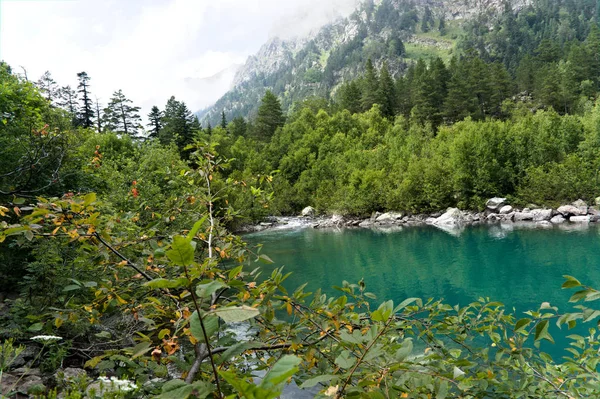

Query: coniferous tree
(147, 106), (163, 139)
(378, 62), (397, 118)
(57, 86), (77, 115)
(421, 6), (434, 33)
(338, 81), (363, 114)
(36, 71), (58, 104)
(439, 15), (447, 36)
(361, 59), (380, 112)
(161, 96), (196, 149)
(103, 90), (142, 137)
(255, 90), (285, 140)
(77, 72), (94, 128)
(221, 111), (227, 129)
(229, 117), (248, 137)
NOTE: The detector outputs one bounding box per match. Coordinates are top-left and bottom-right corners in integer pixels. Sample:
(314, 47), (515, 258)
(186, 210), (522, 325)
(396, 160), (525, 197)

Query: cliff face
(198, 0), (531, 125)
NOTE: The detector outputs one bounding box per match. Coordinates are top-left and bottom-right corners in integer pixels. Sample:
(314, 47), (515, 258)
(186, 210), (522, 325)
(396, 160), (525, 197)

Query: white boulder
(486, 198), (507, 211)
(499, 205), (513, 214)
(301, 206), (316, 217)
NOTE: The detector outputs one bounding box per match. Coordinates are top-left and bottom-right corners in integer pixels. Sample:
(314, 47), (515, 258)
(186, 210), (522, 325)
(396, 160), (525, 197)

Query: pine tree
(77, 72), (94, 128)
(103, 90), (142, 137)
(36, 71), (58, 104)
(147, 106), (163, 139)
(361, 59), (380, 112)
(439, 15), (447, 36)
(57, 86), (77, 115)
(338, 81), (362, 114)
(161, 96), (196, 149)
(221, 111), (227, 129)
(229, 117), (248, 137)
(378, 62), (397, 118)
(255, 90), (285, 140)
(421, 7), (434, 33)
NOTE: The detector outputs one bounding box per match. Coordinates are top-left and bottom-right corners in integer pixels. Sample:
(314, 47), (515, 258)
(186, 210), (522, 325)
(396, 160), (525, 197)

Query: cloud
(0, 0), (358, 117)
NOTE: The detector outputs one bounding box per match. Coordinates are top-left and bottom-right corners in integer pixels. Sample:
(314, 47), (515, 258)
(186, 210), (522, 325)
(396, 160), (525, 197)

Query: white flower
(31, 335), (62, 342)
(97, 376), (137, 392)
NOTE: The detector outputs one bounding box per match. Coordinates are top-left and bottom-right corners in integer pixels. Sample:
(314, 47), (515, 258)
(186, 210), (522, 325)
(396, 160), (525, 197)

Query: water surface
(246, 223), (600, 359)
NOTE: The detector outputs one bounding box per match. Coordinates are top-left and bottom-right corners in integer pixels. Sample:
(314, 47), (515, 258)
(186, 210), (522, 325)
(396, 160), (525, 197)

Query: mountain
(198, 0), (531, 126)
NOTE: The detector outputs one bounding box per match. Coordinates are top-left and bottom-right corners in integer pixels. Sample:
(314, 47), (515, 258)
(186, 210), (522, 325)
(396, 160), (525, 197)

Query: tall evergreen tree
(102, 90), (142, 137)
(338, 81), (362, 114)
(147, 106), (163, 139)
(36, 71), (58, 104)
(77, 72), (94, 128)
(57, 85), (77, 115)
(255, 90), (285, 140)
(221, 111), (227, 129)
(378, 62), (397, 118)
(439, 15), (447, 36)
(161, 96), (196, 149)
(421, 6), (434, 32)
(361, 59), (380, 112)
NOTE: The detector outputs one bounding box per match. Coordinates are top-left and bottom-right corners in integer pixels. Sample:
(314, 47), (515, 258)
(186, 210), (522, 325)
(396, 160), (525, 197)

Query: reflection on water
(246, 224), (600, 359)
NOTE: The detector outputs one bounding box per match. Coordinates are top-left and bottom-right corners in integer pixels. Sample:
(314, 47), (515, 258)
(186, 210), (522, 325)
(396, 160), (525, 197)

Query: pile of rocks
(482, 198), (600, 225)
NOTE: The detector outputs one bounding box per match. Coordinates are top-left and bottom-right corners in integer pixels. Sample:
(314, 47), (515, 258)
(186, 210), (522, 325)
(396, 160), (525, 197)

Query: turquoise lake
(246, 223), (600, 360)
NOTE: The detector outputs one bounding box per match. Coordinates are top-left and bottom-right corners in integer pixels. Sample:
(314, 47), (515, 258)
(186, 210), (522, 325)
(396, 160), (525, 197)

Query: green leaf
(95, 331), (111, 339)
(562, 275), (582, 289)
(28, 322), (44, 332)
(189, 311), (219, 343)
(258, 254), (274, 264)
(144, 278), (188, 289)
(212, 306), (260, 323)
(514, 318), (531, 332)
(395, 297), (419, 312)
(196, 281), (227, 299)
(395, 338), (413, 362)
(83, 192), (97, 207)
(62, 284), (81, 292)
(217, 341), (262, 365)
(299, 375), (336, 389)
(167, 235), (195, 266)
(335, 350), (355, 369)
(130, 341), (153, 359)
(156, 380), (212, 399)
(12, 197), (26, 205)
(186, 216), (207, 241)
(534, 320), (554, 343)
(437, 380), (449, 399)
(260, 355), (301, 389)
(372, 300), (394, 322)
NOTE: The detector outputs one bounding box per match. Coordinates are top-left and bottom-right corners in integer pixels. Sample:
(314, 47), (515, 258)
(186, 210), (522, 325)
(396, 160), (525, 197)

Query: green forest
(4, 0), (600, 398)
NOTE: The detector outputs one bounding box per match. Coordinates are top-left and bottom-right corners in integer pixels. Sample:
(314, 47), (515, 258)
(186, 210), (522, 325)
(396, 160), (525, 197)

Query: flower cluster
(31, 335), (62, 342)
(97, 376), (137, 392)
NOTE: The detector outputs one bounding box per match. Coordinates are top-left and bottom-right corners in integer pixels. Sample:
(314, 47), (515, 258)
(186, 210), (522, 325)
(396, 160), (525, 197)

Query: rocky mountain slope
(198, 0), (531, 126)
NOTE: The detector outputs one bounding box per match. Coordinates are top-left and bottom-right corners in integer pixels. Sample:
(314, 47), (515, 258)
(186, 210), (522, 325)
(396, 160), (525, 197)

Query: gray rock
(499, 205), (513, 214)
(572, 199), (589, 214)
(358, 220), (373, 228)
(591, 215), (600, 223)
(434, 208), (466, 227)
(301, 206), (315, 217)
(375, 212), (403, 223)
(486, 213), (500, 222)
(531, 209), (553, 221)
(54, 367), (87, 382)
(570, 216), (591, 223)
(486, 197), (507, 210)
(558, 205), (586, 217)
(550, 215), (566, 224)
(514, 212), (534, 221)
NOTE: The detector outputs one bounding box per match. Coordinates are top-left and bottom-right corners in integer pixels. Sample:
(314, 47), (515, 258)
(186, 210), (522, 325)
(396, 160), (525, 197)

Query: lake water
(246, 223), (600, 362)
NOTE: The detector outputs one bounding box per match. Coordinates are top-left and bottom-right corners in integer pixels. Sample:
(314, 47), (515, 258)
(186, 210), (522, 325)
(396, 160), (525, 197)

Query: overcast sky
(0, 0), (357, 117)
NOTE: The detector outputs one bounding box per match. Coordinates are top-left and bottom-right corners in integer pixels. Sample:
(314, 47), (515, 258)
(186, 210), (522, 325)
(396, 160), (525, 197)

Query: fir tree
(378, 62), (397, 118)
(95, 98), (103, 132)
(147, 106), (163, 139)
(103, 90), (142, 137)
(221, 111), (227, 129)
(161, 96), (196, 149)
(338, 81), (362, 114)
(36, 71), (58, 104)
(439, 15), (447, 36)
(421, 6), (434, 33)
(255, 90), (285, 140)
(361, 59), (380, 112)
(77, 72), (94, 128)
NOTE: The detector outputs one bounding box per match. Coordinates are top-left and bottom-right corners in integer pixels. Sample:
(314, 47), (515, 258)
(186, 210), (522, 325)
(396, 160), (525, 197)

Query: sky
(0, 0), (358, 118)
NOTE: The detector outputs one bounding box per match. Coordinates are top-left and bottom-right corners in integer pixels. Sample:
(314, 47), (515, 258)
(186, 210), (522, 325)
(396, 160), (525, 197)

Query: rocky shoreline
(241, 198), (600, 234)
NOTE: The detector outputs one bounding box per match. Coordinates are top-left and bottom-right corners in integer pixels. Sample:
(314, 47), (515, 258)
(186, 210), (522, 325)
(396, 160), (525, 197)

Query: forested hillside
(4, 0), (600, 397)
